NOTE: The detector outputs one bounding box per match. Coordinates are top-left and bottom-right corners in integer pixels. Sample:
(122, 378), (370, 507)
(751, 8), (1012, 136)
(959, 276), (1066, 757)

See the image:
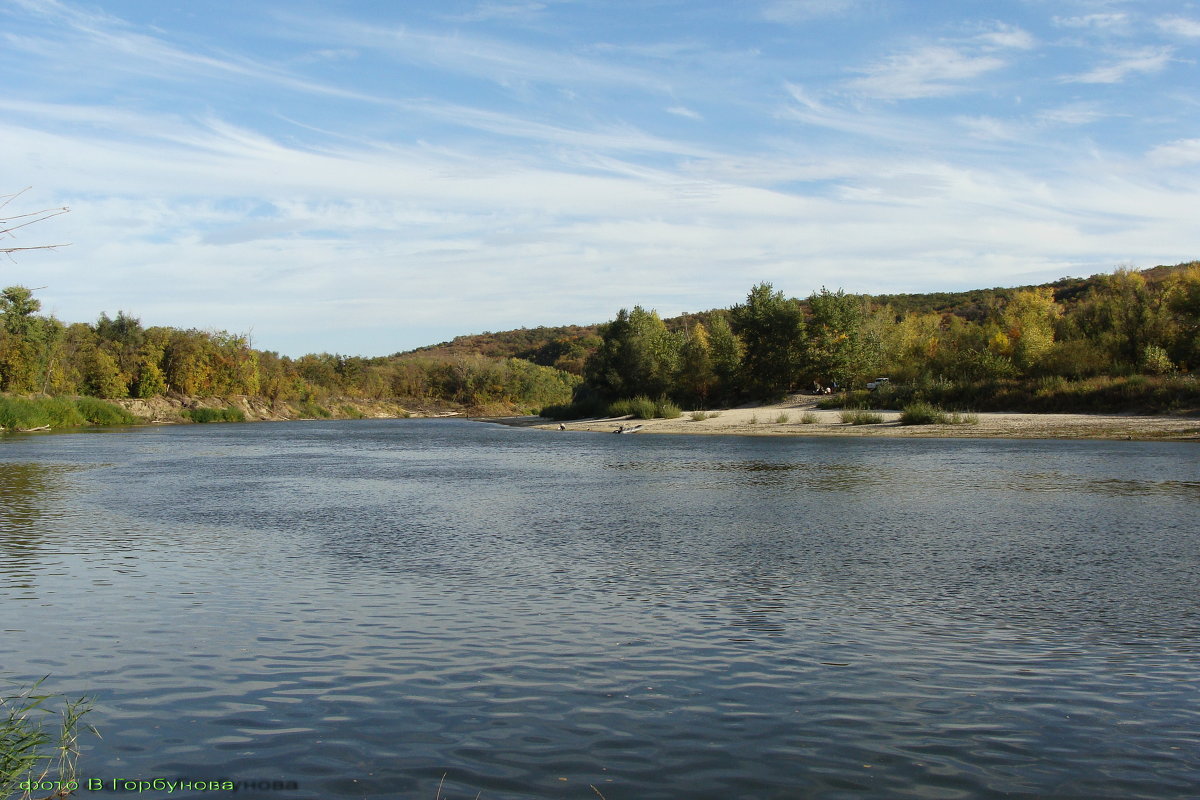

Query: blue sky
(3, 0), (1199, 356)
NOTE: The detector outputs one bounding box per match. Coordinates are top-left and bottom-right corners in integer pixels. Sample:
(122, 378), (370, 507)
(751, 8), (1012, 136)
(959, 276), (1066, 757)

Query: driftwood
(17, 424), (51, 432)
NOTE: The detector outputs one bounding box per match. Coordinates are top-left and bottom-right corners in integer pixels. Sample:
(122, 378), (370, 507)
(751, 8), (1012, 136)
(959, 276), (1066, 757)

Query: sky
(2, 0), (1199, 357)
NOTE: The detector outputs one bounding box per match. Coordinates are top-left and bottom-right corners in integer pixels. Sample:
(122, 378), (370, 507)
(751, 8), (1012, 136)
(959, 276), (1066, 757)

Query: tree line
(0, 287), (579, 413)
(553, 263), (1200, 415)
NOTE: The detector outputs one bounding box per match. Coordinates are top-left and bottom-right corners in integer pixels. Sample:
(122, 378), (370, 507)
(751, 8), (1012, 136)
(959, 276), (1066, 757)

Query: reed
(1, 679), (94, 800)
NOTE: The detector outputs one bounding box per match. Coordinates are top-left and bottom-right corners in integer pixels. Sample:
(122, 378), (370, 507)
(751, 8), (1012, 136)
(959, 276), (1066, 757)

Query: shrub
(690, 410), (709, 421)
(776, 413), (789, 423)
(655, 398), (682, 419)
(840, 409), (884, 424)
(296, 401), (331, 419)
(800, 410), (818, 424)
(608, 396), (656, 419)
(899, 401), (946, 425)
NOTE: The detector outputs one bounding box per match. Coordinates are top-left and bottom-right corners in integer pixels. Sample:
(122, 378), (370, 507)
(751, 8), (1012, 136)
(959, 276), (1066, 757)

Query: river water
(1, 420), (1198, 799)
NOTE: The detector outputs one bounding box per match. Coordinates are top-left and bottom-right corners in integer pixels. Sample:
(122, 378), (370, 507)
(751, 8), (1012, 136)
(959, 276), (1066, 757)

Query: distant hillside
(395, 261), (1200, 366)
(866, 262), (1198, 320)
(396, 324), (604, 374)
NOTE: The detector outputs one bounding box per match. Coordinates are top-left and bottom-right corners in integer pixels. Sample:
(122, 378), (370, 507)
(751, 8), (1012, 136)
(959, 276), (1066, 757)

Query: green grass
(899, 402), (979, 426)
(840, 409), (885, 425)
(182, 407), (246, 423)
(0, 396), (132, 431)
(296, 401), (332, 419)
(607, 396), (681, 420)
(72, 397), (134, 426)
(775, 413), (789, 423)
(1, 678), (94, 800)
(899, 401), (945, 425)
(800, 410), (818, 424)
(340, 405), (367, 419)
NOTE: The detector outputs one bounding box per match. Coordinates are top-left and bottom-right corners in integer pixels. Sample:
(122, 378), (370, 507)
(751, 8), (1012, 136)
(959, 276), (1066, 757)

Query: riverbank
(0, 392), (464, 432)
(501, 395), (1200, 441)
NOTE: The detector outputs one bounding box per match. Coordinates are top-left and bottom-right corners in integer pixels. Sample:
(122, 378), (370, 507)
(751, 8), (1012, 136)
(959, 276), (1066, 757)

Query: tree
(998, 288), (1061, 374)
(705, 311), (743, 403)
(805, 288), (876, 388)
(729, 283), (805, 400)
(677, 322), (716, 407)
(584, 306), (680, 400)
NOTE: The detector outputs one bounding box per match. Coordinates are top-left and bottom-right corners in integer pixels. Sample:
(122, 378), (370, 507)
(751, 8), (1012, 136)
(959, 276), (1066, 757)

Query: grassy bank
(0, 396), (134, 431)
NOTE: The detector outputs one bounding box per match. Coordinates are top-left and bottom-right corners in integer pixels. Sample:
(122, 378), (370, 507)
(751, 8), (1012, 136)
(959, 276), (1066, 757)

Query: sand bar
(488, 396), (1200, 441)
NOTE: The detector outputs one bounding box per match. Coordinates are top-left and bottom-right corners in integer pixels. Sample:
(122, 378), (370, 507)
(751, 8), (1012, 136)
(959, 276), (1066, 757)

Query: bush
(655, 398), (682, 419)
(183, 407), (246, 423)
(840, 409), (884, 424)
(899, 401), (946, 425)
(776, 413), (789, 423)
(606, 396), (679, 420)
(295, 401), (331, 419)
(800, 410), (818, 424)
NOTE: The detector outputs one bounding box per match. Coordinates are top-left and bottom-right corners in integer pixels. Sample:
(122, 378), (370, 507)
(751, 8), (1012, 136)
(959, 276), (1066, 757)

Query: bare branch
(1, 187), (71, 255)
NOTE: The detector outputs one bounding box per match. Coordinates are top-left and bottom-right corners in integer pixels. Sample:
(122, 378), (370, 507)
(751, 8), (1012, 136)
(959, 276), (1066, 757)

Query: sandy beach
(492, 395), (1200, 441)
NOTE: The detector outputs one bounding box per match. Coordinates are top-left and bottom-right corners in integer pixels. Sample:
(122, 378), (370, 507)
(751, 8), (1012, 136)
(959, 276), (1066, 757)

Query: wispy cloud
(1147, 138), (1200, 166)
(845, 45), (1006, 100)
(761, 0), (864, 23)
(1064, 47), (1173, 84)
(666, 106), (702, 120)
(1052, 13), (1129, 30)
(1156, 16), (1200, 38)
(280, 14), (674, 94)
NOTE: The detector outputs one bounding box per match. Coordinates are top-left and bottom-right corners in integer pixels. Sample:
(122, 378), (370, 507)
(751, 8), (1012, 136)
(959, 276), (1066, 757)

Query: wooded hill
(1, 260), (1198, 424)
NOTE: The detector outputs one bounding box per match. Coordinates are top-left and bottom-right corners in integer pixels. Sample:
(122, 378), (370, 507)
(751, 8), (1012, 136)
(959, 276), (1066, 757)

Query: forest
(0, 261), (1198, 425)
(547, 261), (1200, 417)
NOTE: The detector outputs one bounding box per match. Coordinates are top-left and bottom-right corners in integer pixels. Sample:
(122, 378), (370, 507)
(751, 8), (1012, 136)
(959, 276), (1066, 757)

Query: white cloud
(1037, 103), (1106, 126)
(1065, 47), (1173, 84)
(1156, 16), (1200, 38)
(845, 45), (1006, 99)
(1052, 13), (1128, 30)
(1147, 138), (1200, 166)
(975, 23), (1035, 51)
(666, 105), (702, 120)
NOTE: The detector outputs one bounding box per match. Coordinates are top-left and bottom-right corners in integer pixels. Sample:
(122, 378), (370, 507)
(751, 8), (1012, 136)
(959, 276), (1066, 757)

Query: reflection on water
(0, 463), (89, 580)
(1, 422), (1198, 800)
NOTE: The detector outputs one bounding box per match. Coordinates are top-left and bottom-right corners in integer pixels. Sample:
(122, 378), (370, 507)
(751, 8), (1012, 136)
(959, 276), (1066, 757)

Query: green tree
(677, 322), (716, 406)
(584, 306), (680, 400)
(729, 283), (805, 400)
(705, 311), (743, 403)
(805, 288), (877, 388)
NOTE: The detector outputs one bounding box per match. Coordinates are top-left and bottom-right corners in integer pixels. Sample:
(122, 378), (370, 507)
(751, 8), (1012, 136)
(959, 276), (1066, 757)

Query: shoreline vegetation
(2, 262), (1199, 438)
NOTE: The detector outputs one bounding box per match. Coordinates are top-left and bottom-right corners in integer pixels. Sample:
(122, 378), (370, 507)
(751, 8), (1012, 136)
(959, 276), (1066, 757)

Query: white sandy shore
(490, 395), (1200, 441)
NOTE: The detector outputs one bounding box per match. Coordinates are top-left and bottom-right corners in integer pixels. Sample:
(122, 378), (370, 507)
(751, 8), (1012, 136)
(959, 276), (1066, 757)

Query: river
(2, 420), (1198, 799)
